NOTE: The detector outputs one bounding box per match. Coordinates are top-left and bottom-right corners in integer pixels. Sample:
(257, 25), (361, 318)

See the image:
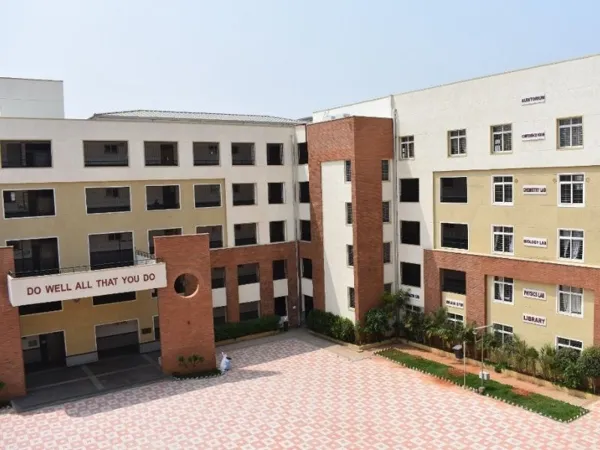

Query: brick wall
(210, 242), (299, 326)
(306, 116), (393, 322)
(155, 234), (216, 374)
(424, 249), (600, 344)
(0, 247), (26, 400)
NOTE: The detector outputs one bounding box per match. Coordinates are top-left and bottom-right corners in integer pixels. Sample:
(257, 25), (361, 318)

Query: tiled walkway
(1, 334), (600, 449)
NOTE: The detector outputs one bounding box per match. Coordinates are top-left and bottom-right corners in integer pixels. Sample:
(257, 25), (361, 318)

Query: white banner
(521, 94), (546, 105)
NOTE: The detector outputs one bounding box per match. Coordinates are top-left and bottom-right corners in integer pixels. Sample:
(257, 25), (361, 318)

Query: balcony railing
(233, 198), (255, 206)
(193, 158), (220, 166)
(235, 237), (257, 246)
(84, 159), (128, 167)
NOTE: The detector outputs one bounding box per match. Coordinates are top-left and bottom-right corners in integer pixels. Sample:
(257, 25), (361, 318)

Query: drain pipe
(291, 128), (303, 327)
(390, 96), (401, 291)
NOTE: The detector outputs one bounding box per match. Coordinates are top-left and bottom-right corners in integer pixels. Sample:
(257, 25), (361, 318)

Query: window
(382, 160), (390, 181)
(299, 182), (310, 203)
(556, 337), (583, 354)
(240, 301), (260, 322)
(268, 182), (284, 204)
(383, 283), (392, 294)
(85, 187), (130, 214)
(493, 323), (514, 345)
(238, 263), (259, 285)
(559, 229), (584, 261)
(232, 183), (256, 206)
(382, 201), (391, 223)
(400, 178), (419, 202)
(400, 136), (414, 159)
(211, 267), (226, 289)
(301, 258), (312, 279)
(344, 160), (351, 182)
(558, 285), (583, 317)
(491, 124), (512, 153)
(441, 223), (468, 250)
(298, 142), (308, 165)
(9, 237), (60, 278)
(234, 223), (258, 246)
(231, 143), (255, 165)
(267, 143), (284, 165)
(440, 177), (467, 203)
(1, 141), (52, 168)
(492, 176), (513, 204)
(273, 260), (287, 280)
(492, 226), (514, 254)
(3, 189), (56, 218)
(196, 225), (223, 249)
(558, 117), (583, 148)
(400, 221), (420, 245)
(558, 174), (584, 206)
(146, 185), (180, 210)
(19, 301), (62, 316)
(401, 262), (421, 287)
(406, 304), (422, 314)
(441, 269), (466, 295)
(194, 184), (222, 208)
(274, 296), (287, 317)
(269, 221), (286, 243)
(88, 232), (134, 270)
(213, 307), (227, 326)
(148, 228), (182, 255)
(345, 203), (352, 225)
(300, 220), (311, 242)
(193, 142), (220, 166)
(493, 276), (514, 303)
(144, 142), (178, 166)
(448, 129), (467, 156)
(383, 243), (391, 264)
(348, 287), (355, 309)
(347, 245), (354, 266)
(84, 141), (128, 167)
(448, 312), (464, 324)
(93, 292), (136, 306)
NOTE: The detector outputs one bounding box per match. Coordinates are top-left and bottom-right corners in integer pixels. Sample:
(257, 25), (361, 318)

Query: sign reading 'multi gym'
(7, 263), (167, 307)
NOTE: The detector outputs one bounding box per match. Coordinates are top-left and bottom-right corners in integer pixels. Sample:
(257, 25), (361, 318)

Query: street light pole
(473, 324), (494, 388)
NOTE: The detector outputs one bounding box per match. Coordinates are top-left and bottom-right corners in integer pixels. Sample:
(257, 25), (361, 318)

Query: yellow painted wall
(433, 167), (600, 265)
(486, 277), (594, 350)
(20, 291), (158, 356)
(441, 292), (467, 321)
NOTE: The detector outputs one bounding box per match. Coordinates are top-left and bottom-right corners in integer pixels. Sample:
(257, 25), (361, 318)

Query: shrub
(579, 346), (600, 392)
(214, 315), (280, 342)
(555, 348), (583, 389)
(539, 344), (558, 381)
(363, 307), (390, 342)
(306, 310), (355, 343)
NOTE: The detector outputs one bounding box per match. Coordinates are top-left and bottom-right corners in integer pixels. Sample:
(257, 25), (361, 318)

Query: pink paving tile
(1, 337), (600, 449)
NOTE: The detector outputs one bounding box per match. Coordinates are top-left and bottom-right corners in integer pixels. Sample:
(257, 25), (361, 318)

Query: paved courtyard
(1, 334), (600, 449)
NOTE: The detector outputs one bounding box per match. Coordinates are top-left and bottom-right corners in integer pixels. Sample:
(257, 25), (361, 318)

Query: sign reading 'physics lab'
(521, 94), (546, 105)
(522, 185), (547, 195)
(523, 288), (546, 301)
(523, 314), (547, 327)
(523, 237), (547, 248)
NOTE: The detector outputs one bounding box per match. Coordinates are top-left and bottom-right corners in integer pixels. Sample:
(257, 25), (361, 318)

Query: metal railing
(193, 158), (220, 166)
(84, 159), (128, 167)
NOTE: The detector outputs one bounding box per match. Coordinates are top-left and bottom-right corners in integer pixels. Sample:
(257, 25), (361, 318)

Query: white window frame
(557, 285), (583, 318)
(557, 173), (584, 207)
(400, 136), (414, 160)
(448, 129), (467, 156)
(491, 124), (512, 153)
(346, 245), (354, 267)
(558, 228), (584, 262)
(492, 323), (514, 345)
(348, 287), (355, 310)
(556, 336), (583, 354)
(447, 312), (464, 324)
(491, 175), (514, 205)
(406, 304), (422, 314)
(492, 225), (514, 255)
(493, 276), (514, 304)
(557, 117), (583, 149)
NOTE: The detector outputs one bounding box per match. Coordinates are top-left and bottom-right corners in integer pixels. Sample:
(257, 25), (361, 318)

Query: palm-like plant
(539, 344), (557, 380)
(403, 310), (426, 343)
(382, 288), (410, 337)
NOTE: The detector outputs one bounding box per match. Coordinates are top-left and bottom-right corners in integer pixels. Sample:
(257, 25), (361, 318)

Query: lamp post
(473, 324), (494, 388)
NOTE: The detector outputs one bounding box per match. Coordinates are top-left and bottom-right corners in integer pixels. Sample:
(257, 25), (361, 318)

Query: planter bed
(307, 330), (397, 352)
(215, 330), (280, 347)
(376, 348), (588, 422)
(172, 369), (222, 380)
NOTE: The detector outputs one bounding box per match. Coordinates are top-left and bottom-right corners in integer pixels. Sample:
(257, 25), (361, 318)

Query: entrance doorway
(22, 331), (66, 373)
(96, 320), (140, 359)
(274, 296), (287, 317)
(304, 295), (314, 321)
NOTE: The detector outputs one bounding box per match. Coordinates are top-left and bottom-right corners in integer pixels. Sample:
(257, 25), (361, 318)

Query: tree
(579, 346), (600, 392)
(381, 288), (410, 337)
(363, 307), (390, 343)
(403, 310), (426, 343)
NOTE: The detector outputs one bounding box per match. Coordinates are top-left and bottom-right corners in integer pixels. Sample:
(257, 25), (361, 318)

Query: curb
(375, 348), (589, 423)
(172, 372), (223, 381)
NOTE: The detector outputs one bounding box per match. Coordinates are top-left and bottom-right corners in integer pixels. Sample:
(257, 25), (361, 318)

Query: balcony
(3, 189), (56, 218)
(7, 249), (166, 307)
(146, 185), (180, 210)
(193, 142), (220, 166)
(232, 143), (255, 166)
(83, 141), (128, 167)
(234, 223), (257, 246)
(1, 141), (52, 168)
(144, 142), (178, 166)
(85, 187), (131, 214)
(232, 183), (256, 206)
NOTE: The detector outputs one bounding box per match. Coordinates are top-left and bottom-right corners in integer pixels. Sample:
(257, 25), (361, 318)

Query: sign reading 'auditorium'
(523, 313), (546, 327)
(523, 237), (547, 248)
(522, 185), (547, 195)
(521, 132), (546, 141)
(521, 94), (546, 105)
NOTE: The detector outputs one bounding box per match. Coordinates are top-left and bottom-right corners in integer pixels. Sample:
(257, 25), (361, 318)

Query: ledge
(215, 330), (280, 347)
(306, 330), (397, 352)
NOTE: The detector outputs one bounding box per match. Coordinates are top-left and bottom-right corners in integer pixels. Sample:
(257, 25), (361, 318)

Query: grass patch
(377, 348), (588, 422)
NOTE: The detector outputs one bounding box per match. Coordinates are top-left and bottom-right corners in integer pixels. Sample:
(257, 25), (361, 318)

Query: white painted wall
(0, 78), (64, 118)
(321, 161), (355, 320)
(312, 97), (392, 123)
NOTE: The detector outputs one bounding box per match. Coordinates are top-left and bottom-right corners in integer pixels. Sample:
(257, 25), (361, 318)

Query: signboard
(7, 262), (167, 306)
(523, 237), (547, 248)
(445, 299), (464, 309)
(521, 94), (546, 105)
(522, 185), (547, 195)
(521, 132), (546, 141)
(523, 288), (546, 301)
(523, 313), (546, 327)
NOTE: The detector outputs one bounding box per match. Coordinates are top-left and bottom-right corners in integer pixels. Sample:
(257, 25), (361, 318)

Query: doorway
(96, 320), (140, 359)
(274, 296), (287, 317)
(22, 331), (66, 373)
(304, 295), (314, 321)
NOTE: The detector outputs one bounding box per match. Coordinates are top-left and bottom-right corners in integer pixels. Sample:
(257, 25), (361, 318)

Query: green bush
(555, 348), (583, 389)
(363, 307), (390, 343)
(306, 310), (355, 343)
(214, 315), (280, 342)
(579, 346), (600, 392)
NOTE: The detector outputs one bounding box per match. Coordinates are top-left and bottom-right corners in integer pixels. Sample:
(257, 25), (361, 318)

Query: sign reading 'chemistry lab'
(522, 185), (547, 195)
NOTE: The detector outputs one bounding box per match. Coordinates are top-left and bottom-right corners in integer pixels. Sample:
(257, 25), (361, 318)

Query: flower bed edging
(215, 330), (280, 347)
(306, 330), (397, 352)
(172, 370), (223, 381)
(375, 347), (589, 423)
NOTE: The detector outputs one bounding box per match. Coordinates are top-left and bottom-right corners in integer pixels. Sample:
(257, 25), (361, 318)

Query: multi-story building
(2, 54), (600, 400)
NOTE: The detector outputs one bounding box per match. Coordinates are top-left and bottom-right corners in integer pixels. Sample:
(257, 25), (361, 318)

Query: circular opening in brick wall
(174, 273), (199, 298)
